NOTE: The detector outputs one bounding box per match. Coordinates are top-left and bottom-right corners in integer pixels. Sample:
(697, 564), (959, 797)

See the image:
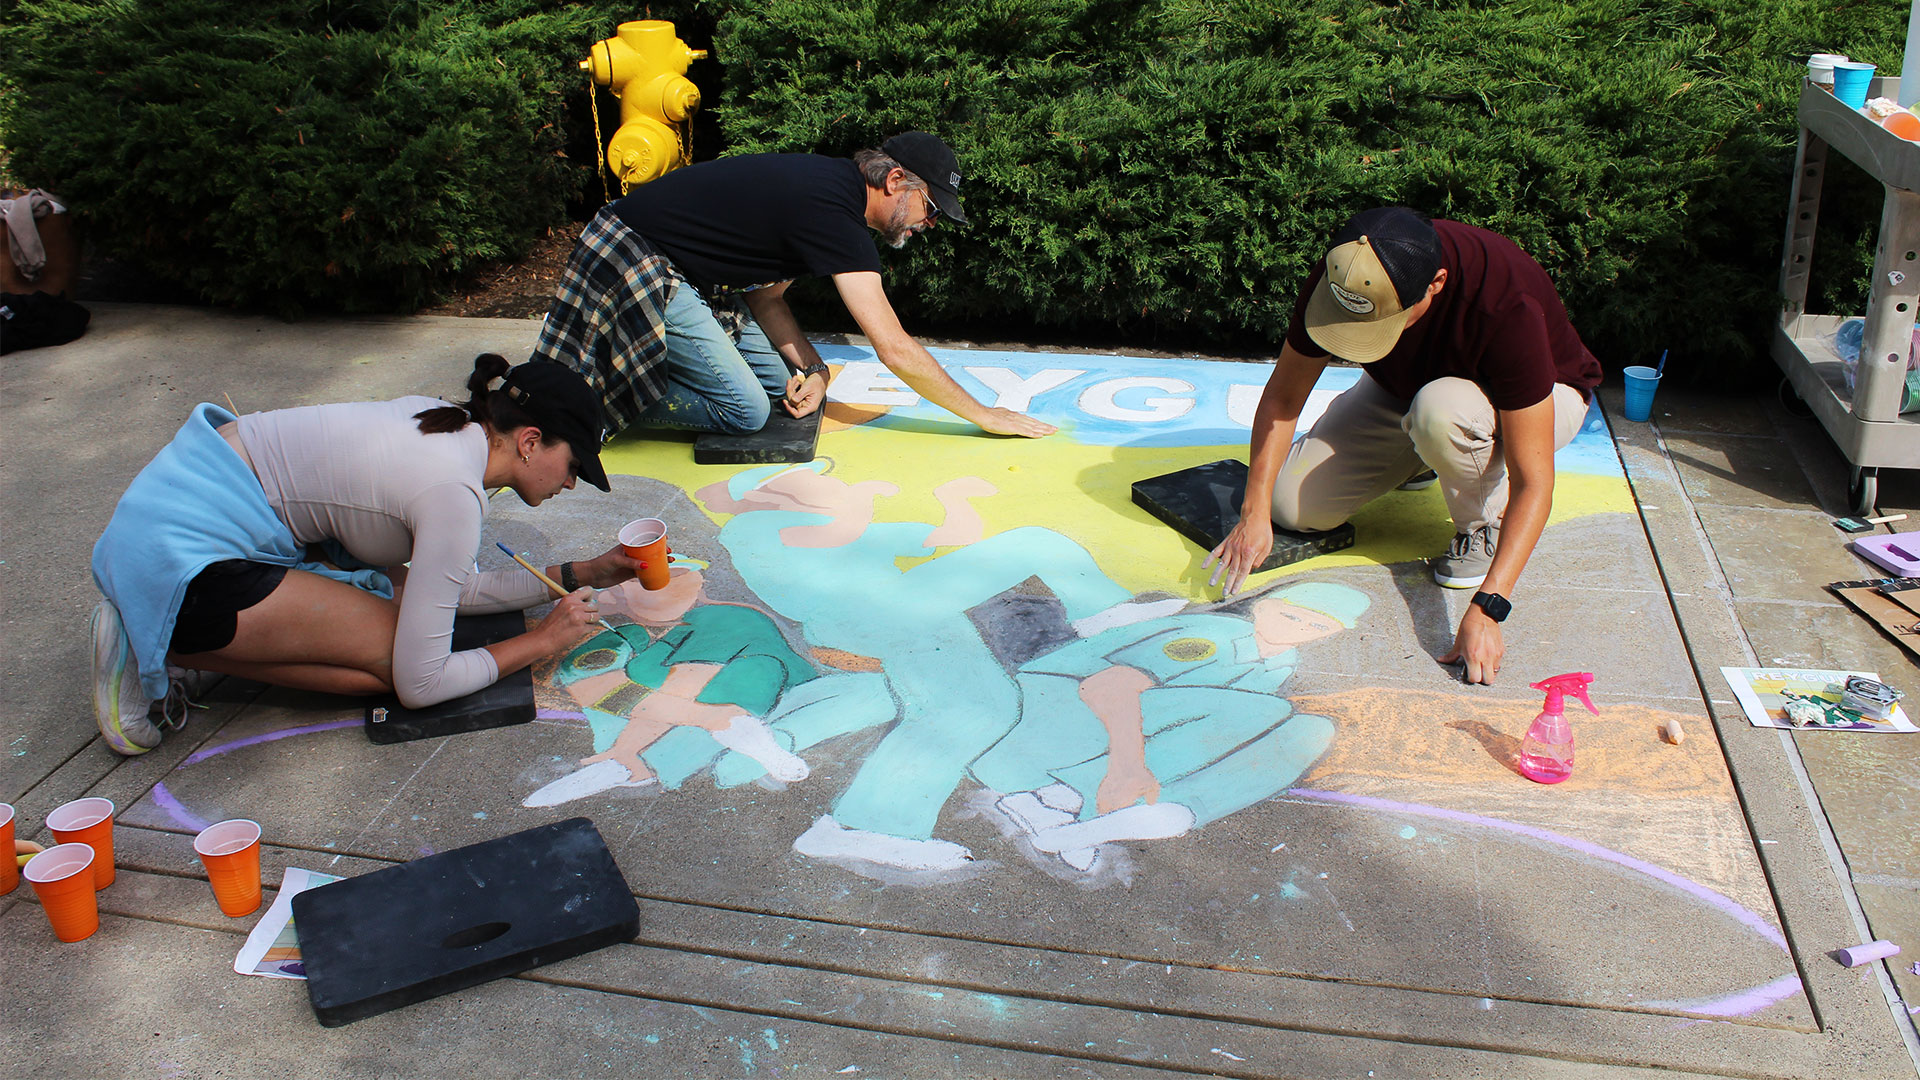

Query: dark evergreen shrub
(0, 0), (691, 313)
(2, 0), (1908, 378)
(712, 0), (1908, 379)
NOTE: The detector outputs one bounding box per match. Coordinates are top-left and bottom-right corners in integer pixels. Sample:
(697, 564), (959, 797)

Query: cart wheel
(1849, 466), (1880, 516)
(1777, 377), (1814, 418)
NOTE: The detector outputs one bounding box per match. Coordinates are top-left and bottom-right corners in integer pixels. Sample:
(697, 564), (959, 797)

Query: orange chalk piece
(1662, 718), (1685, 745)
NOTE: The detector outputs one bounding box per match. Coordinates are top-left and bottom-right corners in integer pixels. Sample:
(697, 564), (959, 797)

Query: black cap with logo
(881, 131), (970, 226)
(501, 361), (611, 492)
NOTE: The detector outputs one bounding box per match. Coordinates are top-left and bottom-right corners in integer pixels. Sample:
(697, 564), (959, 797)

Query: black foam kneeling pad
(365, 611), (533, 744)
(294, 818), (638, 1027)
(1132, 459), (1355, 572)
(693, 404), (822, 464)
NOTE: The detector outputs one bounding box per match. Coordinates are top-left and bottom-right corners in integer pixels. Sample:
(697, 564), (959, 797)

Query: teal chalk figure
(972, 581), (1371, 872)
(527, 560), (893, 807)
(698, 462), (1155, 872)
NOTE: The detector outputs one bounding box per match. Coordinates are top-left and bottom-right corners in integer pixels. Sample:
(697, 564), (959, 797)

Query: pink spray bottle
(1518, 673), (1598, 784)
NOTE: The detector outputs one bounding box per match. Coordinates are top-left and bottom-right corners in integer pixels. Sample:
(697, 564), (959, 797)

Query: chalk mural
(504, 346), (1633, 876)
(133, 348), (1805, 1021)
(522, 455), (1375, 876)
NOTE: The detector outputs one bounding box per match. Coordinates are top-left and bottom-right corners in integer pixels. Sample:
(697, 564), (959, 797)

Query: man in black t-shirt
(531, 131), (1053, 440)
(1206, 207), (1602, 686)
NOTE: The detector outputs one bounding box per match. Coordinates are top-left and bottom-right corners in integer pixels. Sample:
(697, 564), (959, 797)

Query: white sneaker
(91, 600), (160, 755)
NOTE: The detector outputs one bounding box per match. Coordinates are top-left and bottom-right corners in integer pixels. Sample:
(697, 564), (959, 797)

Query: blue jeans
(636, 285), (789, 434)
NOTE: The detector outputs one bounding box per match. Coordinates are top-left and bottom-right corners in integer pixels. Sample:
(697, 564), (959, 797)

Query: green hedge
(712, 0), (1907, 376)
(2, 0), (1909, 376)
(0, 0), (687, 313)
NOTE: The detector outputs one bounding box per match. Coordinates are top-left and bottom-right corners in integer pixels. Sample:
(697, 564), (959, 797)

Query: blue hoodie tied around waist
(91, 403), (393, 701)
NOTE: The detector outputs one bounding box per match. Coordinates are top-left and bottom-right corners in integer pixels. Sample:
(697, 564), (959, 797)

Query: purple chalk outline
(148, 782), (210, 832)
(1289, 788), (1786, 950)
(179, 719), (360, 767)
(1286, 787), (1802, 1018)
(1639, 974), (1805, 1018)
(537, 708), (587, 722)
(158, 719), (362, 829)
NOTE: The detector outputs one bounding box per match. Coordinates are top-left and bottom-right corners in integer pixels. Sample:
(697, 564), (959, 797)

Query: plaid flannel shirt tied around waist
(533, 205), (751, 433)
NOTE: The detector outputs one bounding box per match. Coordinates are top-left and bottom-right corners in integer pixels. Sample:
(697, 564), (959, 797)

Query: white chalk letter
(962, 367), (1084, 412)
(1079, 377), (1195, 422)
(829, 360), (921, 406)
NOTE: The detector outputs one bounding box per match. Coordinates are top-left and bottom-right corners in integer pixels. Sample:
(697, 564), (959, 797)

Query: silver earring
(520, 453), (529, 463)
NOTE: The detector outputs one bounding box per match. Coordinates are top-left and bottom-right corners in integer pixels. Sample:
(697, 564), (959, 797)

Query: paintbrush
(494, 542), (617, 633)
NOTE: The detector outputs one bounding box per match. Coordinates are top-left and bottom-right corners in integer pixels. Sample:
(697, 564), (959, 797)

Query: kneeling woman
(90, 355), (639, 754)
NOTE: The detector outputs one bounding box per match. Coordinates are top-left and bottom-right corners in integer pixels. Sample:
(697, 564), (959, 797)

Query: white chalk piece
(1662, 718), (1685, 745)
(1836, 940), (1901, 967)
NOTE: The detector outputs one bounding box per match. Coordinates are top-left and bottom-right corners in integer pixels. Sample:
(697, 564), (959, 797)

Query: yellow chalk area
(1290, 687), (1773, 917)
(601, 428), (1634, 599)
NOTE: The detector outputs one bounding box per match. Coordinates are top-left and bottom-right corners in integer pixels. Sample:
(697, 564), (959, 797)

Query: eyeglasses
(918, 189), (940, 224)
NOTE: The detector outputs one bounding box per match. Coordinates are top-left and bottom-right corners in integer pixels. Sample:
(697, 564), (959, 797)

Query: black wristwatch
(559, 561), (579, 592)
(798, 361), (829, 381)
(1470, 591), (1511, 622)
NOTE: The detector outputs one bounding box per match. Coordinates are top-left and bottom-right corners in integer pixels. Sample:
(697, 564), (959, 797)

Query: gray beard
(881, 199), (915, 249)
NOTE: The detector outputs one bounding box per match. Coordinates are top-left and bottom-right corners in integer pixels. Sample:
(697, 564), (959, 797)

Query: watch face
(1474, 592), (1511, 622)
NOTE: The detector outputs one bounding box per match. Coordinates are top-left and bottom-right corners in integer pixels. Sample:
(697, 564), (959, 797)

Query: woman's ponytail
(416, 353), (513, 434)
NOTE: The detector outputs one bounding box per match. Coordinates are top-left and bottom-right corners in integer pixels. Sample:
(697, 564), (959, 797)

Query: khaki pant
(1271, 376), (1588, 535)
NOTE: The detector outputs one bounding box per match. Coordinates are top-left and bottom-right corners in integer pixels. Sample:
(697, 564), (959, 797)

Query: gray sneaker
(1398, 468), (1439, 491)
(1433, 524), (1499, 589)
(91, 599), (161, 754)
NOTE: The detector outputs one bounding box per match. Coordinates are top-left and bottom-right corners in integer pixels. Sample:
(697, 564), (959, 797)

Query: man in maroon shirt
(1206, 207), (1602, 685)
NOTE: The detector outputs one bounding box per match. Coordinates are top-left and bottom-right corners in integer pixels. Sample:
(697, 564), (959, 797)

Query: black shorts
(169, 560), (287, 656)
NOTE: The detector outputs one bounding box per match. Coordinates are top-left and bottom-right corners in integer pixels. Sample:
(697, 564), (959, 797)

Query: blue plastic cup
(1622, 365), (1661, 422)
(1832, 61), (1876, 110)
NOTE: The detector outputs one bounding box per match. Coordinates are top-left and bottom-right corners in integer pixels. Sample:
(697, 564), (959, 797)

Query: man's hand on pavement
(1440, 607), (1505, 685)
(977, 407), (1056, 438)
(1204, 516), (1274, 597)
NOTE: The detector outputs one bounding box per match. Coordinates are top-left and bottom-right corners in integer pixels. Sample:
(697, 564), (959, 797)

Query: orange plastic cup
(193, 819), (263, 917)
(0, 803), (17, 896)
(45, 797), (114, 889)
(619, 518), (671, 591)
(24, 843), (99, 942)
(1884, 111), (1920, 141)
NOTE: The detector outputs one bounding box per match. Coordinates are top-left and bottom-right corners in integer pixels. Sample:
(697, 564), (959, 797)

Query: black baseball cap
(501, 361), (610, 492)
(881, 131), (969, 226)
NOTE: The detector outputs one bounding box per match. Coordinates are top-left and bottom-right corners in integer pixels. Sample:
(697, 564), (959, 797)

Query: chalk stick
(1835, 939), (1900, 967)
(1662, 718), (1685, 745)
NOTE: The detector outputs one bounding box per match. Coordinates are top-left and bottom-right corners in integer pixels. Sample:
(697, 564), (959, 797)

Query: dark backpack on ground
(0, 290), (89, 354)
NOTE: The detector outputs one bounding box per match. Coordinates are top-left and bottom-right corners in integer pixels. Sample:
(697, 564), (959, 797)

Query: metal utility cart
(1775, 76), (1920, 513)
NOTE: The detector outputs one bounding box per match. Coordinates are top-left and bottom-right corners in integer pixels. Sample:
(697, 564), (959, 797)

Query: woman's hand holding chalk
(495, 542), (616, 633)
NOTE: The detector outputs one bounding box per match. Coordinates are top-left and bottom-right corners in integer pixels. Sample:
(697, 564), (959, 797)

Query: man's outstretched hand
(978, 407), (1056, 438)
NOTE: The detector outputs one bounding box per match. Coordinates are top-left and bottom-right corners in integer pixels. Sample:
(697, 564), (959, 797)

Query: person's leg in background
(639, 287), (780, 434)
(1270, 375), (1423, 532)
(1407, 378), (1590, 587)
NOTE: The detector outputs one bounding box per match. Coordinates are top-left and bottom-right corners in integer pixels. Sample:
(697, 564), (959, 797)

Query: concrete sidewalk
(1, 303), (1915, 1079)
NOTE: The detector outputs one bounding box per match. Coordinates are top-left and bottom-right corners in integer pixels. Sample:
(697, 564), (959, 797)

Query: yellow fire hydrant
(581, 20), (707, 193)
